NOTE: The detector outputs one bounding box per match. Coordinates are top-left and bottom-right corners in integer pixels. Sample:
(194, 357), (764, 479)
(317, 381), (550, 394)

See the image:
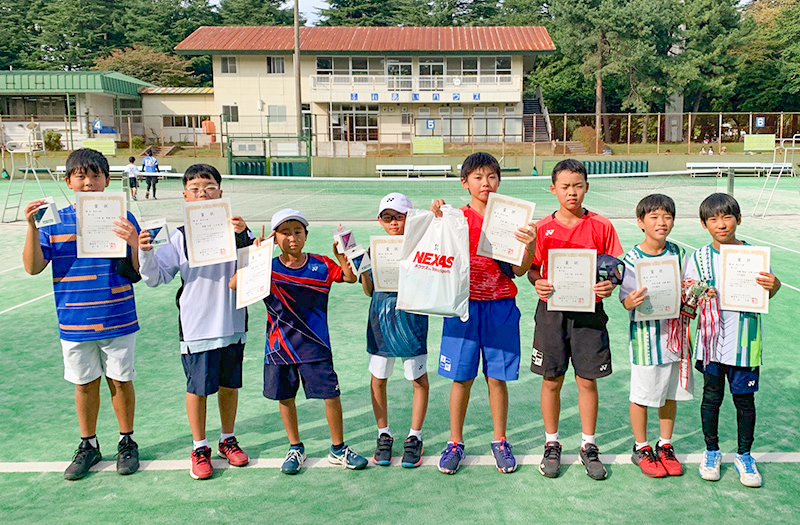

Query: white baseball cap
(271, 208), (308, 231)
(378, 193), (412, 215)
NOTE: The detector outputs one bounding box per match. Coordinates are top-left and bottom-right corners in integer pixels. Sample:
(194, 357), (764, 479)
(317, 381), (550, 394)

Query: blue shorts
(696, 361), (759, 394)
(181, 342), (244, 396)
(263, 359), (340, 400)
(439, 298), (521, 381)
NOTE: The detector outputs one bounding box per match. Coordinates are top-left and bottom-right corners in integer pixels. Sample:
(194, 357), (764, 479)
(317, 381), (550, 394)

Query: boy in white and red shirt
(430, 152), (536, 475)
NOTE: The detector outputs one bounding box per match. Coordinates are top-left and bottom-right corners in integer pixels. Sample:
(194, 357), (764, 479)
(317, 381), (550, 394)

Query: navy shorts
(181, 342), (244, 396)
(263, 359), (340, 400)
(696, 361), (759, 394)
(439, 298), (521, 382)
(531, 300), (612, 379)
(128, 177), (138, 188)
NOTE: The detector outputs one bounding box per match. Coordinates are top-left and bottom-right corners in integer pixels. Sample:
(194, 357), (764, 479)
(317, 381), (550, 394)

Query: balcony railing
(310, 74), (519, 92)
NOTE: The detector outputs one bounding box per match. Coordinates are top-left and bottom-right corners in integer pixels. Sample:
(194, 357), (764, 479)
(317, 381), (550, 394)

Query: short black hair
(636, 194), (676, 220)
(551, 159), (588, 183)
(65, 148), (110, 179)
(183, 163), (222, 187)
(145, 149), (153, 156)
(699, 193), (740, 223)
(461, 152), (501, 181)
(128, 156), (135, 163)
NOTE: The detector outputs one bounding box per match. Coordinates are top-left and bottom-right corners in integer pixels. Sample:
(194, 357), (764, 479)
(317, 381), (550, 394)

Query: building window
(221, 56), (237, 74)
(268, 105), (287, 123)
(330, 104), (379, 142)
(316, 57), (332, 75)
(267, 57), (285, 74)
(222, 105), (239, 123)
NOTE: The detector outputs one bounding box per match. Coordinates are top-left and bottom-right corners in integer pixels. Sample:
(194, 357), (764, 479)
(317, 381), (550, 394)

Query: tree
(317, 0), (401, 26)
(0, 0), (36, 69)
(120, 0), (219, 53)
(219, 0), (294, 26)
(92, 44), (199, 86)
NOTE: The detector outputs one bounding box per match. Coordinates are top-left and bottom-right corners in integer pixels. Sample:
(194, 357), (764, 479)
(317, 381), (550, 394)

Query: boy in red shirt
(528, 159), (623, 481)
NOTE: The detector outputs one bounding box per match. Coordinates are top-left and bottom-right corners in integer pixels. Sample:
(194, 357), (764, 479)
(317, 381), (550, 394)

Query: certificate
(370, 236), (404, 292)
(634, 255), (681, 322)
(719, 245), (770, 314)
(547, 249), (596, 312)
(183, 198), (236, 268)
(235, 239), (274, 309)
(476, 193), (536, 266)
(75, 192), (127, 258)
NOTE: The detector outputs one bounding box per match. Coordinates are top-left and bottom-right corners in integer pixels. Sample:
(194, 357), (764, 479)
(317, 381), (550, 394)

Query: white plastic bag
(396, 205), (470, 321)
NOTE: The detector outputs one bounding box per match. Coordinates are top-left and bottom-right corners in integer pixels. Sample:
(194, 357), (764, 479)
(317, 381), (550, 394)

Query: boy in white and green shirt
(620, 194), (692, 479)
(687, 193), (781, 488)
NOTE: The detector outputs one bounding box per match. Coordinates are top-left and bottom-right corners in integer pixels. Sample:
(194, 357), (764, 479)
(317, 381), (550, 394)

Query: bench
(56, 165), (175, 175)
(686, 162), (796, 177)
(376, 165), (452, 177)
(583, 160), (649, 175)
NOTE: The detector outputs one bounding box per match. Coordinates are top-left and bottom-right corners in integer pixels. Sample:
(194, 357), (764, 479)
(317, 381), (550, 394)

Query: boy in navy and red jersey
(528, 158), (623, 481)
(22, 148), (141, 481)
(430, 152), (536, 475)
(261, 208), (368, 474)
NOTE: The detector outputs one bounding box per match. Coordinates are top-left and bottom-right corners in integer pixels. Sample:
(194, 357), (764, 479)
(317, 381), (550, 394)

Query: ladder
(1, 123), (71, 223)
(751, 134), (800, 218)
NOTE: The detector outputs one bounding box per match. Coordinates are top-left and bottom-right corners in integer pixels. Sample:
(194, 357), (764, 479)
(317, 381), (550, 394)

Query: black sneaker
(401, 436), (424, 468)
(580, 443), (608, 480)
(64, 439), (102, 481)
(539, 441), (561, 478)
(373, 433), (394, 466)
(117, 435), (140, 475)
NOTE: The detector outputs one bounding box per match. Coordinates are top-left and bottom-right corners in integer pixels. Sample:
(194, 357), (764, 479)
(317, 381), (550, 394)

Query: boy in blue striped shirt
(620, 194), (692, 478)
(22, 149), (141, 481)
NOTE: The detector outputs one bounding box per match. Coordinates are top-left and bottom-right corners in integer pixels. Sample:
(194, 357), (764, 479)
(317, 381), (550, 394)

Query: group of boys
(23, 149), (780, 489)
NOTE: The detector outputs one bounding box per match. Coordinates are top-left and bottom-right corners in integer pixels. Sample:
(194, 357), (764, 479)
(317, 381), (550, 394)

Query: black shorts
(263, 359), (340, 401)
(530, 300), (612, 379)
(128, 177), (138, 188)
(181, 342), (244, 396)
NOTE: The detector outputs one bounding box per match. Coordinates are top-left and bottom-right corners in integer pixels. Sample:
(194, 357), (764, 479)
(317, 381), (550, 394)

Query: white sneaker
(734, 453), (763, 488)
(699, 449), (722, 481)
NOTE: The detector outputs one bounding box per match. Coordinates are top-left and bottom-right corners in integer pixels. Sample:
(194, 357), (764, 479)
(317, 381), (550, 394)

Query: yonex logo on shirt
(545, 229), (555, 236)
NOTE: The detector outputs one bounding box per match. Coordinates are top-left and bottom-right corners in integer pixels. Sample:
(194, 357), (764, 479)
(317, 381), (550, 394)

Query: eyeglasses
(185, 185), (219, 196)
(379, 214), (406, 223)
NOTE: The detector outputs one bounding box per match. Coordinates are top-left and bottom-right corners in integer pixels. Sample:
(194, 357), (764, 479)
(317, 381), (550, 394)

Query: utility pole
(294, 2), (303, 139)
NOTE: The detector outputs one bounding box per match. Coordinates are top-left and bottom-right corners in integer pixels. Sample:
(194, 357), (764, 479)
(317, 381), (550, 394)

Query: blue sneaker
(491, 438), (517, 473)
(699, 449), (722, 481)
(281, 445), (306, 475)
(328, 444), (368, 470)
(438, 442), (465, 474)
(734, 453), (762, 488)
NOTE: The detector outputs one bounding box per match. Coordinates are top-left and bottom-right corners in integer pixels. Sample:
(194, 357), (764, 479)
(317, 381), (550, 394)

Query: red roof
(176, 26), (555, 54)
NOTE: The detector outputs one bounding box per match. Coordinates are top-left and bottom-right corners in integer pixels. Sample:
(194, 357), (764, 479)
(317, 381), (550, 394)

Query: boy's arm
(511, 222), (536, 276)
(22, 200), (49, 275)
(361, 270), (374, 296)
(333, 242), (357, 283)
(138, 229), (181, 286)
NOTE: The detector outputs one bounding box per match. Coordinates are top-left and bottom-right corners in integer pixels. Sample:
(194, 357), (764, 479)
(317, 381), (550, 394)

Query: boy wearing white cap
(261, 208), (368, 474)
(361, 193), (429, 468)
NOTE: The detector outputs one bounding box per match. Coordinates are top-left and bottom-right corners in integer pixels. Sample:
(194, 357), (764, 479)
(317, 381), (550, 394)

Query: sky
(295, 0), (328, 25)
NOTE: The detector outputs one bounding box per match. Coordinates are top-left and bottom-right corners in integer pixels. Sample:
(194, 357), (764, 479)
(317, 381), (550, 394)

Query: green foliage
(572, 125), (606, 151)
(131, 136), (146, 150)
(219, 0), (294, 26)
(120, 0), (218, 53)
(92, 44), (199, 86)
(43, 130), (63, 151)
(318, 0), (402, 26)
(0, 0), (36, 69)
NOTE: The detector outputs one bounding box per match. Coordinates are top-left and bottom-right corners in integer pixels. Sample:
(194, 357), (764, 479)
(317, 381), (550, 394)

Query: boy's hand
(593, 280), (615, 298)
(514, 222), (536, 252)
(254, 225), (273, 247)
(756, 271), (781, 297)
(534, 278), (554, 300)
(24, 199), (47, 228)
(231, 215), (247, 234)
(623, 287), (648, 310)
(113, 216), (138, 248)
(228, 273), (238, 290)
(138, 229), (153, 251)
(707, 287), (717, 299)
(430, 199), (446, 217)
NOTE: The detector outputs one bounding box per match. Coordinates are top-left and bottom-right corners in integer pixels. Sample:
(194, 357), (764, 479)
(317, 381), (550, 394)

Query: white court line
(3, 452), (799, 474)
(0, 265), (23, 274)
(0, 292), (53, 316)
(738, 234), (800, 255)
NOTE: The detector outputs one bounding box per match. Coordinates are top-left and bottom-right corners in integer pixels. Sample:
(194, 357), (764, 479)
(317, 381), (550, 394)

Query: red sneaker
(631, 445), (667, 478)
(656, 443), (684, 476)
(190, 446), (214, 480)
(218, 437), (249, 467)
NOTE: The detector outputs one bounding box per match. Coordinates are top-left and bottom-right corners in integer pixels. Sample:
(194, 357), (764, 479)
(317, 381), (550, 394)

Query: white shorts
(630, 361), (693, 408)
(369, 354), (427, 381)
(61, 333), (137, 385)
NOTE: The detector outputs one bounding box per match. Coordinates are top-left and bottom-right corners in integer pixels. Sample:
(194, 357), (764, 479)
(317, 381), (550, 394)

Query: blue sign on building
(473, 94), (480, 101)
(350, 93), (358, 101)
(391, 93), (399, 101)
(755, 116), (766, 128)
(371, 93), (379, 101)
(432, 93), (440, 101)
(426, 119), (435, 130)
(453, 93), (460, 101)
(412, 93), (420, 101)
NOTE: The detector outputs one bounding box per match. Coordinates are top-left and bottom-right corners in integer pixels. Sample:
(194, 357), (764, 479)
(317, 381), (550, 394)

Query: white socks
(193, 438), (209, 450)
(220, 432), (235, 443)
(545, 431), (559, 444)
(378, 427), (392, 438)
(581, 434), (595, 449)
(635, 441), (649, 451)
(408, 428), (422, 440)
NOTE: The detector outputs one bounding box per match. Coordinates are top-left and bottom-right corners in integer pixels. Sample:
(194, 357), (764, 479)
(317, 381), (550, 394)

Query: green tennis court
(1, 173), (799, 523)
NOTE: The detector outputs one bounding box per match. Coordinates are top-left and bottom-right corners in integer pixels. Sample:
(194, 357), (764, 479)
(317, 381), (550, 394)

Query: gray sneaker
(580, 443), (608, 480)
(64, 439), (102, 481)
(539, 441), (561, 478)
